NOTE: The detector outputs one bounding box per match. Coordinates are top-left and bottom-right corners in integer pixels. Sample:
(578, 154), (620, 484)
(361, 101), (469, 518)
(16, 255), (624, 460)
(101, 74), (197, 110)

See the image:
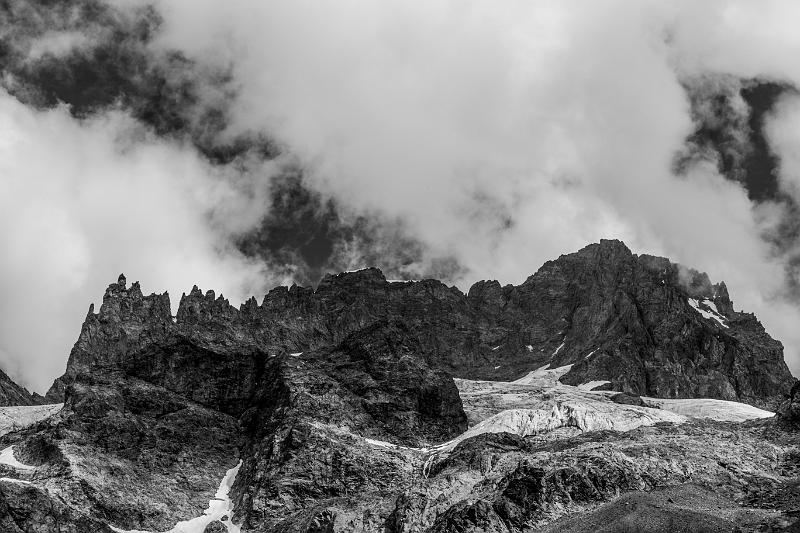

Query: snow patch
(0, 477), (31, 485)
(552, 342), (565, 355)
(491, 345), (501, 351)
(513, 364), (573, 386)
(289, 352), (303, 357)
(687, 298), (728, 328)
(0, 446), (34, 471)
(110, 460), (243, 533)
(577, 380), (610, 391)
(526, 345), (534, 352)
(493, 365), (501, 370)
(364, 437), (400, 450)
(642, 397), (774, 422)
(585, 349), (598, 359)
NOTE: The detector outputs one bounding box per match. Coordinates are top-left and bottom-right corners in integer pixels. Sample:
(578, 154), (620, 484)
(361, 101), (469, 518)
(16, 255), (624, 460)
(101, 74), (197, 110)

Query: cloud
(0, 91), (278, 392)
(7, 0), (800, 389)
(138, 0), (800, 373)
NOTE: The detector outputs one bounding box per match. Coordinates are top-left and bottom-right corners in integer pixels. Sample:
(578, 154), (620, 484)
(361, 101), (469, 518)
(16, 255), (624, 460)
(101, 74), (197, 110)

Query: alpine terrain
(1, 239), (799, 532)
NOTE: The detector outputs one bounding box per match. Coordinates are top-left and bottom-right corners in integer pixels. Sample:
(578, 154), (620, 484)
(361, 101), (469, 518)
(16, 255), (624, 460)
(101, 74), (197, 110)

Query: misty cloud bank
(4, 0), (800, 391)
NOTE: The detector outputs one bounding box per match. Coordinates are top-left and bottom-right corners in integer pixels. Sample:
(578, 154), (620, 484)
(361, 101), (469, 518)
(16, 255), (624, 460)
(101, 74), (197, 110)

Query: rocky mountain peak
(41, 241), (794, 413)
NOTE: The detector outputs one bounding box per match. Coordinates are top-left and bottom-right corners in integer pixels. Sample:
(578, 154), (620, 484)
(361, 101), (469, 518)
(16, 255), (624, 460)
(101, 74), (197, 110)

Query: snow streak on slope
(688, 298), (729, 328)
(578, 380), (611, 391)
(0, 445), (35, 470)
(110, 460), (243, 533)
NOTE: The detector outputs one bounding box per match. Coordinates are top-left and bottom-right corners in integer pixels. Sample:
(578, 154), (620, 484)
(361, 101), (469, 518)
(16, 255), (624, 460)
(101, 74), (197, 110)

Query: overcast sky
(3, 0), (800, 392)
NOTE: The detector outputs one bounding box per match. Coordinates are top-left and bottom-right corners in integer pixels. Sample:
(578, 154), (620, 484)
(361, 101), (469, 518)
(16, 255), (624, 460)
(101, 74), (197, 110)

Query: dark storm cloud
(677, 76), (794, 204)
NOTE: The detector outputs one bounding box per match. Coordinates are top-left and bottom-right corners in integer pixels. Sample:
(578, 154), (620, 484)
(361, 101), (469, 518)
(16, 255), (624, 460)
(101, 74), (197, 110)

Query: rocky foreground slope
(0, 240), (797, 532)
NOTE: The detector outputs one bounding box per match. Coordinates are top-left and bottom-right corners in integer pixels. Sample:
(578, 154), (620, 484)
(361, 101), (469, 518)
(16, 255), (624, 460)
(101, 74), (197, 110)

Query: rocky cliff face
(46, 240), (796, 410)
(0, 240), (796, 532)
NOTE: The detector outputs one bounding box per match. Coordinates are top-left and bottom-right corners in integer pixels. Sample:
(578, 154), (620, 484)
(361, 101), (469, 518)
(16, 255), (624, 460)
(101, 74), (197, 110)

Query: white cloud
(139, 0), (800, 374)
(8, 0), (800, 390)
(0, 92), (276, 392)
(766, 95), (800, 203)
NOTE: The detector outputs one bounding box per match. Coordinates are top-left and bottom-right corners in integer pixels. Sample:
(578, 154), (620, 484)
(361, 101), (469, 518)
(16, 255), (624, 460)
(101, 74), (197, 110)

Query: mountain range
(0, 239), (798, 532)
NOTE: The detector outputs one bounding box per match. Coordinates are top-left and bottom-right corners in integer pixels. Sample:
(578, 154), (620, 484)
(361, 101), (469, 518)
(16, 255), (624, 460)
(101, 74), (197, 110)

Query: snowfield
(578, 380), (611, 391)
(642, 397), (774, 422)
(357, 362), (779, 468)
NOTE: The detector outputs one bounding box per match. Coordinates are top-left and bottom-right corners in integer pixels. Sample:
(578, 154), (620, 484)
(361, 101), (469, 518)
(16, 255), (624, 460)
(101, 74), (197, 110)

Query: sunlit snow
(642, 397), (773, 422)
(577, 380), (610, 391)
(512, 364), (573, 386)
